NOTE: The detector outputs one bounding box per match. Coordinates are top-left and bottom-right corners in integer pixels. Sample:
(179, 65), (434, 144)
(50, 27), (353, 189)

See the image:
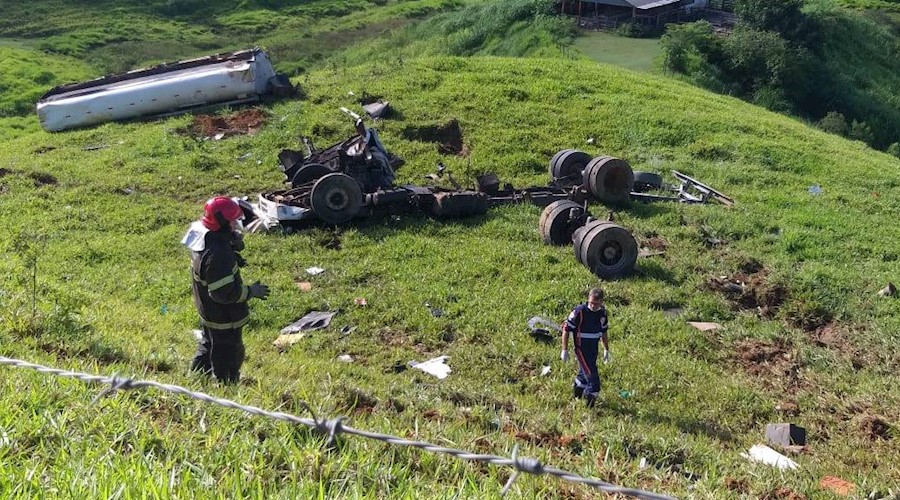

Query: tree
(660, 21), (721, 74)
(734, 0), (819, 46)
(849, 120), (875, 144)
(887, 142), (900, 159)
(818, 111), (848, 137)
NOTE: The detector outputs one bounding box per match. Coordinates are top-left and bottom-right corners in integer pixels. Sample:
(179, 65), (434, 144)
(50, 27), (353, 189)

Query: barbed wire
(0, 355), (675, 499)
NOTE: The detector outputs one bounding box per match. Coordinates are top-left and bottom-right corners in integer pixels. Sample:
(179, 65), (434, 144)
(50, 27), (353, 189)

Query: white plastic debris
(337, 354), (354, 363)
(541, 365), (551, 376)
(306, 266), (325, 276)
(192, 329), (203, 340)
(741, 444), (799, 470)
(639, 457), (648, 470)
(409, 355), (451, 379)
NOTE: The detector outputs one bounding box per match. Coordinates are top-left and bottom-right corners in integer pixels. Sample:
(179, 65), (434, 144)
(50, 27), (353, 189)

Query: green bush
(818, 111), (849, 136)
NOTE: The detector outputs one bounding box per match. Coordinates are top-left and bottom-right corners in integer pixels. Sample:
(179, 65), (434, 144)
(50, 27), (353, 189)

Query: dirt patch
(724, 477), (749, 493)
(186, 108), (268, 139)
(643, 235), (668, 251)
(810, 321), (867, 368)
(707, 266), (787, 318)
(507, 425), (585, 453)
(762, 487), (807, 500)
(776, 400), (801, 416)
(733, 339), (803, 389)
(28, 171), (57, 186)
(341, 387), (378, 414)
(401, 118), (469, 156)
(859, 414), (893, 441)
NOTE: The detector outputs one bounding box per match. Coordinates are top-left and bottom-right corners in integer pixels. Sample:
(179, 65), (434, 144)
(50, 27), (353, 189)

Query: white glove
(603, 350), (611, 364)
(560, 350), (569, 362)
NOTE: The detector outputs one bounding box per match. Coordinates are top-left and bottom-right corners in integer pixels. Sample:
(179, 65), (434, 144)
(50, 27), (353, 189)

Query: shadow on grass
(603, 397), (736, 443)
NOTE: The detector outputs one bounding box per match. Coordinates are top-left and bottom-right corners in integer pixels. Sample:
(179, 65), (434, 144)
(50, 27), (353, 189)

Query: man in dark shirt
(182, 196), (270, 383)
(561, 288), (611, 407)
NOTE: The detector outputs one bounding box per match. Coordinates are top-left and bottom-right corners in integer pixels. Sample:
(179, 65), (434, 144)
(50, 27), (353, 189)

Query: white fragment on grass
(741, 444), (799, 470)
(409, 355), (451, 379)
(541, 365), (551, 376)
(337, 354), (354, 363)
(306, 266), (325, 276)
(639, 457), (648, 470)
(192, 329), (203, 340)
(687, 321), (722, 332)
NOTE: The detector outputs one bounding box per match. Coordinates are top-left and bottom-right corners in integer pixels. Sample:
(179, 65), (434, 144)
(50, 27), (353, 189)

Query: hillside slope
(0, 57), (898, 497)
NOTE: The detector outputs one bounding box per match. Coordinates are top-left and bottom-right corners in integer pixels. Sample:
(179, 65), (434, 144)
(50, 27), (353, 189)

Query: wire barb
(0, 356), (674, 499)
(91, 375), (136, 403)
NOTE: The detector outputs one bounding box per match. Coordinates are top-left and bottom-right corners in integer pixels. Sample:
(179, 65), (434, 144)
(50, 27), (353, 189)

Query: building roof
(579, 0), (682, 9)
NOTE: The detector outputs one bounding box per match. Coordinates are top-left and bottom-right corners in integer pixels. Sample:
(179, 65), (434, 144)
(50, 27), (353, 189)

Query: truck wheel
(583, 156), (634, 205)
(550, 149), (591, 188)
(291, 163), (332, 188)
(573, 220), (637, 279)
(539, 200), (585, 245)
(633, 171), (663, 192)
(310, 173), (362, 225)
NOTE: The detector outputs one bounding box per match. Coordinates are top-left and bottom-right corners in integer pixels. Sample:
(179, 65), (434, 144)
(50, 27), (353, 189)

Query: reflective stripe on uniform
(200, 315), (250, 330)
(192, 264), (241, 287)
(577, 332), (603, 339)
(207, 274), (235, 291)
(239, 285), (249, 302)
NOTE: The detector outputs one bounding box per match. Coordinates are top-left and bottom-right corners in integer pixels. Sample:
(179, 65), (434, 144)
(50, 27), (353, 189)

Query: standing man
(561, 288), (611, 407)
(182, 196), (269, 383)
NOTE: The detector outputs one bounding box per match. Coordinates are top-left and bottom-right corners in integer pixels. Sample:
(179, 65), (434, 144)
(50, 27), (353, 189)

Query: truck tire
(310, 173), (362, 225)
(539, 200), (585, 245)
(572, 220), (637, 279)
(583, 156), (634, 205)
(550, 149), (591, 188)
(291, 163), (332, 188)
(633, 171), (663, 192)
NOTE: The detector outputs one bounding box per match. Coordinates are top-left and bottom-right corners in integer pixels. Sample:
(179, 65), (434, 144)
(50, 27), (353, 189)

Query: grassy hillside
(1, 55), (899, 497)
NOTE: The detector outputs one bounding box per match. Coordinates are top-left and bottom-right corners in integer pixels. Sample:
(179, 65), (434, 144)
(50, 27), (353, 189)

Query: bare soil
(187, 108), (268, 138)
(401, 118), (469, 156)
(707, 266), (786, 318)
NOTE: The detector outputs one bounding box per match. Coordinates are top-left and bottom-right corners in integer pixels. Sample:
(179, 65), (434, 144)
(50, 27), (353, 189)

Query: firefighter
(181, 196), (270, 383)
(561, 288), (611, 407)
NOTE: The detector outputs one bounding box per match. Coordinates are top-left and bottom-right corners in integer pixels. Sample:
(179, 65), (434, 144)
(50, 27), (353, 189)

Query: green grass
(572, 31), (662, 73)
(0, 54), (899, 497)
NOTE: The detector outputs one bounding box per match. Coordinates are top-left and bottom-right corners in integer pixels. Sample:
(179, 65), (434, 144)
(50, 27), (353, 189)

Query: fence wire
(0, 355), (675, 499)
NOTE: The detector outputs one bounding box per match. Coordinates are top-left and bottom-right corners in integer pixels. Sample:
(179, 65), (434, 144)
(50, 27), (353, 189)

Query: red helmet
(201, 196), (243, 231)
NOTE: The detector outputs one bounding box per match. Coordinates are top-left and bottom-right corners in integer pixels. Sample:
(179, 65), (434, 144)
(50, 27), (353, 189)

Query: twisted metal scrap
(0, 356), (674, 499)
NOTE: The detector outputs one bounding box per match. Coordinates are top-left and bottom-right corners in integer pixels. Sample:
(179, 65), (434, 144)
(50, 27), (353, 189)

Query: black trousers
(190, 326), (245, 383)
(573, 339), (601, 396)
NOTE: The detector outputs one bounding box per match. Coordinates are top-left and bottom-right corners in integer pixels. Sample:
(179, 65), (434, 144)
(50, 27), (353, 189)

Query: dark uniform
(564, 304), (608, 398)
(189, 230), (252, 383)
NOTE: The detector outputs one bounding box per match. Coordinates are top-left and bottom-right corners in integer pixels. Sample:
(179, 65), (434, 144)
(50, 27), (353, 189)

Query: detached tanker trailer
(36, 48), (292, 132)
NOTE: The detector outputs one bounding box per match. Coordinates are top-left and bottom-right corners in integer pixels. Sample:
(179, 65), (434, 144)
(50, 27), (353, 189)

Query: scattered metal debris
(878, 282), (896, 297)
(280, 311), (337, 334)
(809, 184), (823, 196)
(409, 355), (451, 379)
(425, 302), (443, 318)
(741, 444), (799, 470)
(687, 321), (722, 331)
(766, 423), (807, 447)
(362, 100), (390, 119)
(306, 267), (325, 276)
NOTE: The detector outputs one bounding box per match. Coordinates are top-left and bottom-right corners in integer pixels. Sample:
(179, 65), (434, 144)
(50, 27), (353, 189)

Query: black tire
(291, 163), (332, 188)
(633, 171), (663, 193)
(573, 220), (637, 279)
(310, 173), (362, 225)
(538, 200), (585, 245)
(550, 150), (591, 188)
(583, 156), (634, 205)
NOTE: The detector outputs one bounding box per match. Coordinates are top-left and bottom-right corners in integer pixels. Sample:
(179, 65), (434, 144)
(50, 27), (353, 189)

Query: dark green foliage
(660, 5), (900, 150)
(818, 111), (849, 136)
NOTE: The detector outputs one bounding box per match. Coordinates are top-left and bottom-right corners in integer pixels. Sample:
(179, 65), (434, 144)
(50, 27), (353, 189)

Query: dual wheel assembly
(539, 200), (638, 280)
(549, 149), (634, 205)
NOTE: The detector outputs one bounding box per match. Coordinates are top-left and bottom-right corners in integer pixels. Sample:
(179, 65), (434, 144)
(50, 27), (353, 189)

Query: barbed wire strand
(0, 356), (675, 499)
